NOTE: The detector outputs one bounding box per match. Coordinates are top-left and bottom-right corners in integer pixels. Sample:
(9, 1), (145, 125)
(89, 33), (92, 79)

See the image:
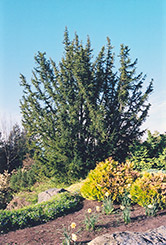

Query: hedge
(0, 192), (83, 233)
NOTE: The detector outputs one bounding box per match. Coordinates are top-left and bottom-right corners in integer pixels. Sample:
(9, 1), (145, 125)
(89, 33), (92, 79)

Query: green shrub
(80, 158), (139, 202)
(153, 148), (166, 170)
(132, 152), (166, 172)
(129, 133), (166, 171)
(0, 171), (12, 209)
(133, 159), (154, 171)
(10, 168), (36, 192)
(0, 192), (83, 233)
(130, 171), (166, 209)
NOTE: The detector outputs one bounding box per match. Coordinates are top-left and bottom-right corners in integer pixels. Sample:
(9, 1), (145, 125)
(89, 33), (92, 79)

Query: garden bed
(0, 199), (166, 244)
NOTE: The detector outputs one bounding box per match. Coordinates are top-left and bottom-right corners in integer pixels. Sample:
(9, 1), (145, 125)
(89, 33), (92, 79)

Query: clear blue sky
(0, 0), (165, 135)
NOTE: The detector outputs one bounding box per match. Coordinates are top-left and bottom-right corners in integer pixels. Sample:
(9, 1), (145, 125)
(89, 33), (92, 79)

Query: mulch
(0, 199), (166, 244)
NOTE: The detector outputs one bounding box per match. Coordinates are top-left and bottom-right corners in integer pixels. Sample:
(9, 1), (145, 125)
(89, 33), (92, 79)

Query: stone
(38, 188), (67, 203)
(88, 226), (166, 245)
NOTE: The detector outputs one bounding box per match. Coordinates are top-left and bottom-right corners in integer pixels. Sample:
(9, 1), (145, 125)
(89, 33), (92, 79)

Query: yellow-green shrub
(80, 158), (139, 202)
(130, 171), (166, 208)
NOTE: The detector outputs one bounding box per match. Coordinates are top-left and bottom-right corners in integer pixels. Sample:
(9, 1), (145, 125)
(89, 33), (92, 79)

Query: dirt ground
(0, 199), (166, 245)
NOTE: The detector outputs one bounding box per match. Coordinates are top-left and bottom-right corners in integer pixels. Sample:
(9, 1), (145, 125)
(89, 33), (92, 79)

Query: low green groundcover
(0, 192), (82, 233)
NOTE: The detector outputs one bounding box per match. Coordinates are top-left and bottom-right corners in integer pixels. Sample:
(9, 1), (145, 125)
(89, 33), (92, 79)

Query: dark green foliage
(0, 191), (12, 210)
(0, 146), (6, 174)
(0, 190), (12, 210)
(0, 192), (83, 233)
(146, 131), (166, 158)
(10, 168), (36, 192)
(20, 29), (153, 181)
(129, 131), (166, 170)
(0, 171), (12, 210)
(155, 148), (166, 170)
(0, 124), (29, 173)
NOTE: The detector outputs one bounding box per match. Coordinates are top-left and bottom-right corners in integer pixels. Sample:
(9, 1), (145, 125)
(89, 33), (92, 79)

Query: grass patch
(11, 177), (71, 206)
(66, 179), (85, 193)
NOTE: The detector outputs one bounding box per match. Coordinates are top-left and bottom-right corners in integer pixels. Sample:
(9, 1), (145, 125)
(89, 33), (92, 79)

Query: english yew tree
(20, 29), (153, 181)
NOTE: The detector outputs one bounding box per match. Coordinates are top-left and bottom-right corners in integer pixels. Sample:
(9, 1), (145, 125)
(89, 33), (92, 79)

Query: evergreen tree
(0, 133), (6, 173)
(20, 29), (153, 181)
(0, 124), (28, 172)
(128, 131), (166, 171)
(130, 130), (166, 161)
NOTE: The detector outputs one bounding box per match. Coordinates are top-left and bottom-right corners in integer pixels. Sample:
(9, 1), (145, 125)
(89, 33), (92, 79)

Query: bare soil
(0, 199), (166, 245)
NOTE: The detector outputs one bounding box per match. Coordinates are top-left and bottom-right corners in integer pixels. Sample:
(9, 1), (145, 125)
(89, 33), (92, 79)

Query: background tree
(129, 130), (166, 171)
(0, 124), (28, 173)
(20, 29), (153, 182)
(0, 133), (6, 173)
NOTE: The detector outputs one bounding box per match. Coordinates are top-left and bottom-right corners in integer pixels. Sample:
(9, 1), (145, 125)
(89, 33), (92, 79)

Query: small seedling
(84, 208), (99, 231)
(102, 192), (114, 215)
(145, 203), (158, 216)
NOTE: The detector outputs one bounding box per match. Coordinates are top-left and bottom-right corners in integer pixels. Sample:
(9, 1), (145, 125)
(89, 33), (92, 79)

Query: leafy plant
(0, 192), (83, 233)
(130, 171), (166, 209)
(120, 190), (132, 224)
(62, 222), (77, 245)
(153, 148), (166, 170)
(102, 192), (114, 215)
(120, 189), (132, 207)
(10, 168), (36, 192)
(84, 208), (99, 231)
(129, 131), (166, 171)
(145, 202), (158, 216)
(81, 158), (139, 202)
(120, 205), (131, 224)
